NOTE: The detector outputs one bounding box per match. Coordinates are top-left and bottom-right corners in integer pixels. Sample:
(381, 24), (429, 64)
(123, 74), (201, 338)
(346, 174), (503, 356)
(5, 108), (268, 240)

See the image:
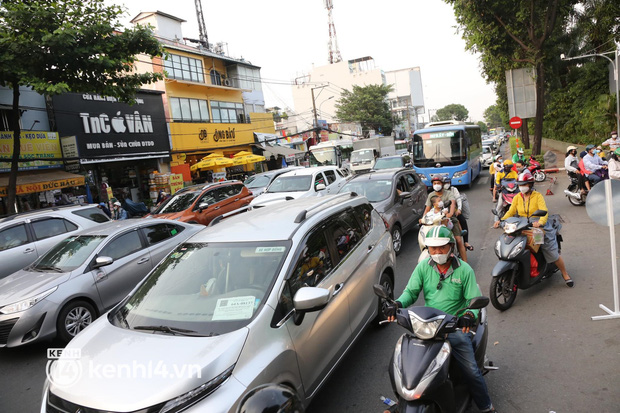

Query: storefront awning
(257, 144), (306, 161)
(0, 170), (85, 197)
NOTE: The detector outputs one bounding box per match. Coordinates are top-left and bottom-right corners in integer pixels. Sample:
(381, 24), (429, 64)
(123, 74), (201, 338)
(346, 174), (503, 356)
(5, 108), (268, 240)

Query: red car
(149, 181), (253, 225)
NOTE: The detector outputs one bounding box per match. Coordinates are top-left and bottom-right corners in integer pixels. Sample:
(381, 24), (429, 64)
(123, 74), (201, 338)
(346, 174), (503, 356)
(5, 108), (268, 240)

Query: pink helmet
(517, 171), (534, 185)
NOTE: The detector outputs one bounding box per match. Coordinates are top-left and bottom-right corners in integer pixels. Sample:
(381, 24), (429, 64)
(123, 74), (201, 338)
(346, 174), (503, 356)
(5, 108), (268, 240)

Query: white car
(250, 166), (348, 207)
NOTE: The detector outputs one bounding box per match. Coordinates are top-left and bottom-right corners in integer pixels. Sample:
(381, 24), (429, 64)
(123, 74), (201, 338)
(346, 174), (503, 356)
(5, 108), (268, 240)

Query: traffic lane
(466, 171), (620, 412)
(0, 338), (57, 412)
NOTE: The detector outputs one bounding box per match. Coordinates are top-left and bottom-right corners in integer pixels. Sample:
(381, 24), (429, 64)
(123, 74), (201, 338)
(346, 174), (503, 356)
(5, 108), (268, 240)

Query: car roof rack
(0, 204), (88, 222)
(293, 192), (358, 224)
(208, 196), (296, 227)
(250, 196), (295, 209)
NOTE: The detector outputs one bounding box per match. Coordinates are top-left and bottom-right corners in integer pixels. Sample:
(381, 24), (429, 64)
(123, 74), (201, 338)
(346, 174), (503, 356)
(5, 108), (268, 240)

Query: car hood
(50, 317), (249, 411)
(251, 191), (314, 206)
(0, 269), (70, 306)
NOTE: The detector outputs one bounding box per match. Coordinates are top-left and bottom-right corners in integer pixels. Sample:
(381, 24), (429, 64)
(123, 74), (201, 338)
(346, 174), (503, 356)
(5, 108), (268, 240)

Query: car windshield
(155, 191), (201, 214)
(245, 175), (271, 189)
(373, 158), (402, 170)
(309, 147), (337, 166)
(340, 179), (393, 202)
(113, 241), (290, 336)
(351, 150), (374, 163)
(267, 176), (312, 192)
(32, 236), (106, 272)
(482, 146), (491, 154)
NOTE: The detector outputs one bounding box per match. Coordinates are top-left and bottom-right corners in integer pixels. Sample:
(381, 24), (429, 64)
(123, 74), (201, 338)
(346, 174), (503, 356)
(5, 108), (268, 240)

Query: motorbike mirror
(531, 209), (548, 217)
(491, 209), (498, 216)
(467, 296), (490, 310)
(373, 284), (390, 300)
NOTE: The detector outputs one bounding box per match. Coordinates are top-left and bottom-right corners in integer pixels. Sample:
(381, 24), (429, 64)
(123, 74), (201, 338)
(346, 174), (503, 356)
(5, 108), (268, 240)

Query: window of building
(0, 109), (12, 131)
(170, 98), (210, 122)
(211, 101), (245, 124)
(227, 65), (262, 91)
(210, 69), (222, 86)
(163, 54), (205, 83)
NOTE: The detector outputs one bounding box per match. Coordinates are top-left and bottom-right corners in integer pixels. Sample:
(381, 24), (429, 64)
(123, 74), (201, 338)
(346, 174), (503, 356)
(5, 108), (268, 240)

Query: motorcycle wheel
(533, 170), (546, 182)
(567, 193), (585, 206)
(375, 271), (394, 325)
(490, 268), (518, 311)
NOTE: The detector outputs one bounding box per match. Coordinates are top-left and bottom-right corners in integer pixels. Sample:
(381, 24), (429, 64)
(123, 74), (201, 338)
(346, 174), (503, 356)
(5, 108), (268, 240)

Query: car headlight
(507, 240), (525, 259)
(495, 240), (501, 258)
(409, 312), (444, 340)
(453, 170), (467, 178)
(0, 286), (58, 315)
(159, 364), (234, 412)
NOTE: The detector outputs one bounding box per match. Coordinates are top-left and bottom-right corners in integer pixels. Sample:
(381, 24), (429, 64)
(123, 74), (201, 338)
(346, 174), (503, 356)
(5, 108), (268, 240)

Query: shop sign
(0, 175), (85, 197)
(0, 131), (63, 172)
(52, 92), (170, 160)
(171, 120), (276, 152)
(172, 153), (186, 163)
(169, 174), (184, 195)
(106, 187), (113, 200)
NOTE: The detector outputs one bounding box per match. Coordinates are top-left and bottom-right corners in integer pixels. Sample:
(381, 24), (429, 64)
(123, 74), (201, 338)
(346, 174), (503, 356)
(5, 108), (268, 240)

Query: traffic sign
(510, 116), (523, 129)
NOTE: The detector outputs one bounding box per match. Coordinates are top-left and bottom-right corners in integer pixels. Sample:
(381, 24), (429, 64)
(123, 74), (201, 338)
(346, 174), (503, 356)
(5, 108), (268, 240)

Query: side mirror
(467, 296), (490, 310)
(93, 256), (113, 269)
(293, 287), (330, 313)
(373, 283), (390, 300)
(315, 183), (326, 191)
(531, 209), (548, 217)
(198, 202), (209, 211)
(399, 191), (411, 201)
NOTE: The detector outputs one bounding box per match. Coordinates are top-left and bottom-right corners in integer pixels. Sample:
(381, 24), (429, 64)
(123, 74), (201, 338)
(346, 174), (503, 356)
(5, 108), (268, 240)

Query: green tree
(0, 0), (164, 214)
(335, 84), (395, 135)
(436, 104), (469, 121)
(484, 105), (504, 128)
(477, 121), (488, 133)
(444, 0), (577, 154)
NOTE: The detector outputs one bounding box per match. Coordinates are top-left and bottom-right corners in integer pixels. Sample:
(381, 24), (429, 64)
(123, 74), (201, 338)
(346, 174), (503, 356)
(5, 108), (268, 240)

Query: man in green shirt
(512, 147), (525, 164)
(384, 226), (496, 413)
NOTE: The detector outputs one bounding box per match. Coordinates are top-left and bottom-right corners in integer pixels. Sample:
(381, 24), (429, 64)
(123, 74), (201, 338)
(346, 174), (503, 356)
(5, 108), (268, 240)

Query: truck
(350, 136), (396, 174)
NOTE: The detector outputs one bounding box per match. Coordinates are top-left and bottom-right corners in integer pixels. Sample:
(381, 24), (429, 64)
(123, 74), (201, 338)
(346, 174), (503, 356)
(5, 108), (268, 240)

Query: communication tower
(325, 0), (343, 64)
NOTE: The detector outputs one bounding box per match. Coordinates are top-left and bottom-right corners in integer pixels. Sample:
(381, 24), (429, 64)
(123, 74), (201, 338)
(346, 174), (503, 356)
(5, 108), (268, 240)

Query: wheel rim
(392, 228), (402, 252)
(65, 306), (93, 336)
(493, 272), (517, 306)
(380, 275), (394, 315)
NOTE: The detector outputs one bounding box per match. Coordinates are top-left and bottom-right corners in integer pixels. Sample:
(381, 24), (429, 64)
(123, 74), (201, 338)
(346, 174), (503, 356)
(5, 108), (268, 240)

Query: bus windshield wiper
(132, 325), (203, 336)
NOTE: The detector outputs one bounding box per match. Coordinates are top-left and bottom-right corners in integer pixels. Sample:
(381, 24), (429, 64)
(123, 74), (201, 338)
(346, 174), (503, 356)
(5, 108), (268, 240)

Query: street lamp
(318, 96), (334, 118)
(561, 48), (620, 136)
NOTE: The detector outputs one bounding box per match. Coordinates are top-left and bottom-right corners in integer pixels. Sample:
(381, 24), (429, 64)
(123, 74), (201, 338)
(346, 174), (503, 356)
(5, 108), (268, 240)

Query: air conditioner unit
(223, 78), (231, 86)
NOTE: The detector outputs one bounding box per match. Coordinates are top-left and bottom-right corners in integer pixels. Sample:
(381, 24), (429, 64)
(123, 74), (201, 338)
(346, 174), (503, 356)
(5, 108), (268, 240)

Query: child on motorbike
(493, 173), (574, 287)
(493, 160), (518, 222)
(424, 195), (453, 229)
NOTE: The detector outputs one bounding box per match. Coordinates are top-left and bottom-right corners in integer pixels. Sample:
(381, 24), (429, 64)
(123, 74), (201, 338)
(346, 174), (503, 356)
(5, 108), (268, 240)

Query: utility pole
(311, 85), (327, 143)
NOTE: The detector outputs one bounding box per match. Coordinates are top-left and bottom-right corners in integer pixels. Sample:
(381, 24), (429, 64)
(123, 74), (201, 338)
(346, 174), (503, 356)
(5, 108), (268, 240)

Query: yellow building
(131, 11), (275, 178)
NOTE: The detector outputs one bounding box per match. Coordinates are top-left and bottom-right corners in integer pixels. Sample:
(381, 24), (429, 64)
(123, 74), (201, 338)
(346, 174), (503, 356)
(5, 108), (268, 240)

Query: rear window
(72, 208), (110, 223)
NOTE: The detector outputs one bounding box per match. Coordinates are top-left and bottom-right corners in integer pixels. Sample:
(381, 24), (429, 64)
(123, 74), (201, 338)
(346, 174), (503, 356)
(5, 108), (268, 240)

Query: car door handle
(214, 206), (221, 210)
(332, 282), (344, 296)
(23, 248), (35, 254)
(137, 257), (150, 264)
(234, 198), (239, 201)
(367, 244), (375, 254)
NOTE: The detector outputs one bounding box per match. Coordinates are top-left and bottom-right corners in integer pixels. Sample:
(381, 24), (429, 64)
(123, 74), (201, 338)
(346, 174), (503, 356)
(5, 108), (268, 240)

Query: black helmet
(237, 384), (304, 413)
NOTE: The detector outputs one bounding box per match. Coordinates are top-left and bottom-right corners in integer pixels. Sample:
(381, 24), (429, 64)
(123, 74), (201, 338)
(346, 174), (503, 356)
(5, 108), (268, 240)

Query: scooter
(564, 173), (588, 206)
(527, 156), (546, 182)
(374, 285), (496, 413)
(490, 210), (563, 311)
(496, 178), (518, 217)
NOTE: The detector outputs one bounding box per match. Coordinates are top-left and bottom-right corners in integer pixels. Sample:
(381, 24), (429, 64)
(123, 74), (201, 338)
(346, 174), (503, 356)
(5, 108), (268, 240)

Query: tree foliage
(484, 105), (504, 128)
(477, 121), (488, 133)
(0, 0), (164, 214)
(436, 103), (469, 121)
(335, 84), (395, 135)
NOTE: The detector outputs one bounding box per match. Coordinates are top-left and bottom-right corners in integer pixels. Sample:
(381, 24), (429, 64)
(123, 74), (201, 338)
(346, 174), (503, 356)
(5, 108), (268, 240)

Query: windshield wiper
(132, 325), (204, 336)
(35, 265), (63, 273)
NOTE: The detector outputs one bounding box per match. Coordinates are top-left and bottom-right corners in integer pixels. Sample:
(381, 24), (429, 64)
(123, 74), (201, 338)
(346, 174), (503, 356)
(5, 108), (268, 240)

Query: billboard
(0, 131), (63, 172)
(506, 68), (537, 119)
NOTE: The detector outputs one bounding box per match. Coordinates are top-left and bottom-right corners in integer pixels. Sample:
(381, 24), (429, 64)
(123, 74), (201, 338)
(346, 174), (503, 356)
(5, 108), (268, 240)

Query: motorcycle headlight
(159, 364), (234, 412)
(409, 311), (444, 340)
(507, 240), (525, 259)
(494, 240), (501, 258)
(0, 286), (58, 315)
(504, 222), (518, 234)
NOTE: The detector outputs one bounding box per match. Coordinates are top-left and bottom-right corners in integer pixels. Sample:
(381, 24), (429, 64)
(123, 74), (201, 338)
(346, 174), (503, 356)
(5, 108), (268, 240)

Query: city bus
(308, 139), (353, 169)
(410, 121), (482, 188)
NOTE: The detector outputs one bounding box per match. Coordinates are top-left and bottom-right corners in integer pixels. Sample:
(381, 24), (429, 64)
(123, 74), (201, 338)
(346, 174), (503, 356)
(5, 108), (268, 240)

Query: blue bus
(411, 121), (482, 188)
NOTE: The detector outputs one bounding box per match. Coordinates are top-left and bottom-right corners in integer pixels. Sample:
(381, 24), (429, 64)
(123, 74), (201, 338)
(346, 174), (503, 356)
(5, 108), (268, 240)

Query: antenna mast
(325, 0), (342, 64)
(194, 0), (210, 50)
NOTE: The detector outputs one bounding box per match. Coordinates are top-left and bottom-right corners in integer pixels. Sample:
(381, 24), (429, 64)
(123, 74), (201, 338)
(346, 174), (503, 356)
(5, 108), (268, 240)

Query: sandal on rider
(563, 275), (574, 288)
(465, 244), (474, 251)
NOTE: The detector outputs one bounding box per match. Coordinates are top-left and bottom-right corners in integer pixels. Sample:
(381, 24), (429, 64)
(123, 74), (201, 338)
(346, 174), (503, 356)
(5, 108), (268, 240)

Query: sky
(110, 0), (497, 122)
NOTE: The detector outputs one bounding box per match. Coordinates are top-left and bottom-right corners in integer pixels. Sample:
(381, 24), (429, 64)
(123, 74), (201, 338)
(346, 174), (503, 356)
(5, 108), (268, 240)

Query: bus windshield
(309, 147), (337, 166)
(411, 130), (467, 167)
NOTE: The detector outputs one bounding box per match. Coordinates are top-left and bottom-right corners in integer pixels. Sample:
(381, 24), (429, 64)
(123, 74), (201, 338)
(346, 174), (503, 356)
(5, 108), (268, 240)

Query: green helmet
(614, 148), (620, 157)
(425, 225), (455, 247)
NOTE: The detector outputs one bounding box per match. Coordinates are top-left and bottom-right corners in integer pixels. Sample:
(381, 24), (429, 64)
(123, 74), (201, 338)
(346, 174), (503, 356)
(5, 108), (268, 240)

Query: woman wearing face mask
(493, 173), (574, 287)
(443, 178), (474, 251)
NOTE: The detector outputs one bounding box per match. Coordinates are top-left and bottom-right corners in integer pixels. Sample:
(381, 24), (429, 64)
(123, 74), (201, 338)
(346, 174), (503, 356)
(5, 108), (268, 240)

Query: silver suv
(0, 205), (109, 279)
(43, 194), (396, 412)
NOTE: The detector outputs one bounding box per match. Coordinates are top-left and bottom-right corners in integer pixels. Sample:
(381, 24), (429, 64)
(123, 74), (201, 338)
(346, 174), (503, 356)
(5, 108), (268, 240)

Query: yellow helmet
(503, 159), (513, 166)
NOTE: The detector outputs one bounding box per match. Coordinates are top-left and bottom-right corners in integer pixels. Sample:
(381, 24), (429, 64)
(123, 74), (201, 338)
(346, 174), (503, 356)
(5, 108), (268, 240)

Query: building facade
(385, 67), (426, 138)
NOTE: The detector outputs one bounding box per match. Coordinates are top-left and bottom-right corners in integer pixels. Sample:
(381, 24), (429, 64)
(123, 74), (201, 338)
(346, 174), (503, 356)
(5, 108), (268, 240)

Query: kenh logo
(79, 111), (153, 134)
